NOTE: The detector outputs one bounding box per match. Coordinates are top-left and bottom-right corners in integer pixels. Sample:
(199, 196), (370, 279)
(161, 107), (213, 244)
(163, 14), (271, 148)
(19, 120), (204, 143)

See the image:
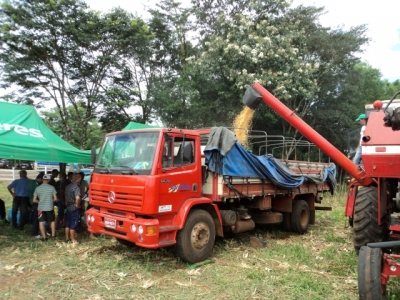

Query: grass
(1, 183), (400, 300)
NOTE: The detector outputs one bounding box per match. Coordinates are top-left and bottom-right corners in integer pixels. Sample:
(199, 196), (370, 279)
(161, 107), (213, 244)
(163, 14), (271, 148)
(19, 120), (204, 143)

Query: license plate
(104, 217), (116, 229)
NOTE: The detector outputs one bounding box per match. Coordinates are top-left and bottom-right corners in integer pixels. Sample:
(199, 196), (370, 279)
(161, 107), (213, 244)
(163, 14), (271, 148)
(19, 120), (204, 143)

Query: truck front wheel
(175, 209), (216, 264)
(353, 186), (386, 253)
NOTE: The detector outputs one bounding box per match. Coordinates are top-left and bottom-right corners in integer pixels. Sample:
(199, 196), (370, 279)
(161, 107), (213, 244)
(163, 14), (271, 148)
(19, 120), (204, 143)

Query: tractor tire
(290, 200), (310, 234)
(358, 246), (386, 300)
(353, 186), (386, 254)
(282, 212), (292, 232)
(116, 238), (136, 247)
(175, 209), (216, 264)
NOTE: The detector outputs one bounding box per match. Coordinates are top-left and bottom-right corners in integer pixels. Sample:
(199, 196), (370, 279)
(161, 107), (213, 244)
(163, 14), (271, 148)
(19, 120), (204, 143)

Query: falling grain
(232, 106), (255, 148)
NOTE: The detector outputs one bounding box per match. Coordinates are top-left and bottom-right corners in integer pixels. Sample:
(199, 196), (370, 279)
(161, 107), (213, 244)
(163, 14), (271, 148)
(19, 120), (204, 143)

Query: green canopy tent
(0, 102), (91, 163)
(122, 122), (160, 131)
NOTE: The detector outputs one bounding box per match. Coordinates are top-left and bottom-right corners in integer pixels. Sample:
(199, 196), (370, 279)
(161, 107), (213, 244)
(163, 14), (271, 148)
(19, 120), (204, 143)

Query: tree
(253, 5), (369, 149)
(382, 79), (400, 99)
(185, 1), (321, 132)
(0, 0), (151, 148)
(98, 0), (196, 129)
(41, 102), (105, 149)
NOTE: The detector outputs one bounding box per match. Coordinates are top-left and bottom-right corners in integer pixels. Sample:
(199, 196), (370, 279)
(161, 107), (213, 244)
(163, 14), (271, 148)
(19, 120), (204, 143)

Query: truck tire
(290, 200), (309, 234)
(358, 246), (386, 300)
(353, 186), (386, 254)
(116, 238), (136, 247)
(175, 209), (216, 264)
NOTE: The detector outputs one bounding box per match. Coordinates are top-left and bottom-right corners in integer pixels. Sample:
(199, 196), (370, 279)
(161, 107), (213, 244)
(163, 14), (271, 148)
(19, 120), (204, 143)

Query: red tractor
(243, 83), (400, 299)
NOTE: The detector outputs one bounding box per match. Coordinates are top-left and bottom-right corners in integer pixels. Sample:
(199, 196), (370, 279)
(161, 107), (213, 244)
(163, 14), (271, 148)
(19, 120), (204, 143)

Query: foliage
(186, 0), (320, 131)
(140, 0), (197, 128)
(181, 0), (371, 163)
(41, 102), (105, 149)
(0, 0), (398, 151)
(0, 0), (150, 147)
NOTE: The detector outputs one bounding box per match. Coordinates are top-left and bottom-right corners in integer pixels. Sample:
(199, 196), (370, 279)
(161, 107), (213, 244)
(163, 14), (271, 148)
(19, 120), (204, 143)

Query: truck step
(315, 206), (332, 211)
(159, 225), (180, 233)
(159, 240), (176, 246)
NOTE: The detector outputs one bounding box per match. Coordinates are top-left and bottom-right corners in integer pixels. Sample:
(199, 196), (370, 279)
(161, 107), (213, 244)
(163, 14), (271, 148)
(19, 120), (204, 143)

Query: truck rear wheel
(290, 200), (309, 234)
(353, 186), (386, 254)
(175, 209), (216, 264)
(358, 246), (386, 300)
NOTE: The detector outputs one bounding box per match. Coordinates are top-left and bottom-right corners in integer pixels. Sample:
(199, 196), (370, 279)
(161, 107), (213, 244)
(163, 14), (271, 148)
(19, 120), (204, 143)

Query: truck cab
(86, 127), (218, 261)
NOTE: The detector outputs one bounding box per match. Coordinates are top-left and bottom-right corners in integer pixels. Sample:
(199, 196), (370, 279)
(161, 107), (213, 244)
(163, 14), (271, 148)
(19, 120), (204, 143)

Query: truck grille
(90, 187), (143, 211)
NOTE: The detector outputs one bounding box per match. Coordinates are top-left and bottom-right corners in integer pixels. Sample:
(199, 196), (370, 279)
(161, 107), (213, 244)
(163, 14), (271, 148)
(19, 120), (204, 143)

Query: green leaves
(0, 0), (152, 146)
(0, 0), (395, 155)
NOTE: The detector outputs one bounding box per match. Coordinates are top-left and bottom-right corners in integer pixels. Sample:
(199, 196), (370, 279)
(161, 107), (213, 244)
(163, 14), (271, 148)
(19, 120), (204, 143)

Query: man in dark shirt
(64, 173), (82, 244)
(7, 170), (30, 230)
(49, 169), (59, 187)
(55, 172), (73, 229)
(28, 172), (44, 238)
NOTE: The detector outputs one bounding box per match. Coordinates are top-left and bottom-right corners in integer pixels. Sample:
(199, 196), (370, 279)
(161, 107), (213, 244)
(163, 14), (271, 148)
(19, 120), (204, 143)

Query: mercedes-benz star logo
(108, 191), (116, 203)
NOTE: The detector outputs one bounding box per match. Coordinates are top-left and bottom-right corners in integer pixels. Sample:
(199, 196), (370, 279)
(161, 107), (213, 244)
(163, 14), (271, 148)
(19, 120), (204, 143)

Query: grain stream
(232, 106), (255, 148)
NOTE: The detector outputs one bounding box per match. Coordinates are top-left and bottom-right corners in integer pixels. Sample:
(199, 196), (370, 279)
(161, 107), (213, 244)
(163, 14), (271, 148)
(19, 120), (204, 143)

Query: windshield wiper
(120, 165), (139, 175)
(96, 164), (112, 174)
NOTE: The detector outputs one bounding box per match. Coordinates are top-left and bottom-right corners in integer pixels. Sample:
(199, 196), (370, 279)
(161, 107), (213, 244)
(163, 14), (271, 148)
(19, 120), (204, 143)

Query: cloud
(84, 0), (399, 81)
(291, 0), (400, 81)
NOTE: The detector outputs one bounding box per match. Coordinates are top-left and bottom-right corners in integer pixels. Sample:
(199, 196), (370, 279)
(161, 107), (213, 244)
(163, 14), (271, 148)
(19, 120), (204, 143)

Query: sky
(84, 0), (400, 82)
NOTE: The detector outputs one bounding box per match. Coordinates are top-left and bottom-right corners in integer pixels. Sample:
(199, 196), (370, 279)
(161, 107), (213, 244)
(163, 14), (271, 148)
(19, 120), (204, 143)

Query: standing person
(28, 172), (44, 238)
(49, 169), (59, 187)
(7, 170), (30, 230)
(55, 172), (73, 229)
(0, 198), (8, 223)
(33, 174), (58, 241)
(65, 173), (82, 244)
(353, 113), (367, 166)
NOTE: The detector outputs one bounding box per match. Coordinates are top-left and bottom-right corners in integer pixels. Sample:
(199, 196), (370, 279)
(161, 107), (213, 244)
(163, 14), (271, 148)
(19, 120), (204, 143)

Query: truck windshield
(95, 132), (159, 175)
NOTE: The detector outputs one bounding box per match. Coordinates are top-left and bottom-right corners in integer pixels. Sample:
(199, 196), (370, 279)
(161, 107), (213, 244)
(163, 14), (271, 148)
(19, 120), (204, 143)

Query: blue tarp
(204, 127), (336, 193)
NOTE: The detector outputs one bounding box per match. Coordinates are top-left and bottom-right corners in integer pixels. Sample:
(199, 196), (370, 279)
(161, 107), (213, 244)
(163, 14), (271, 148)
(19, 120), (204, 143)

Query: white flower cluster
(192, 10), (320, 100)
(241, 45), (251, 52)
(185, 56), (196, 61)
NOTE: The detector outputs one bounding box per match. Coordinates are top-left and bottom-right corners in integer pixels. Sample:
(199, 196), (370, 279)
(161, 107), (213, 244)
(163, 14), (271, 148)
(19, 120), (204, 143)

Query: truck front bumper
(86, 208), (163, 248)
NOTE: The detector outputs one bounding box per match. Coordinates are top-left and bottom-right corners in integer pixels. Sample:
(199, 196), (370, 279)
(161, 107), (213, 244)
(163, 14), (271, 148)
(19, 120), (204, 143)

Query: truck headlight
(138, 225), (144, 234)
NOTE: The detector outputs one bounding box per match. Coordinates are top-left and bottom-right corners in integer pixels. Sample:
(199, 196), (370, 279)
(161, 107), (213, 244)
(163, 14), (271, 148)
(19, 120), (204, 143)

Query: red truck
(86, 120), (335, 263)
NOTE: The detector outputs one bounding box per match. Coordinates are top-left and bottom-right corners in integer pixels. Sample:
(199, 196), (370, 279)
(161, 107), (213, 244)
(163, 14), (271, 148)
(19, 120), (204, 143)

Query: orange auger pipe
(250, 82), (372, 186)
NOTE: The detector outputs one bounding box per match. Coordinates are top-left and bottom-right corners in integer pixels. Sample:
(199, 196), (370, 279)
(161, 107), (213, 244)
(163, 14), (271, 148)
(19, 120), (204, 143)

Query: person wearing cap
(7, 170), (30, 230)
(28, 172), (44, 238)
(33, 174), (58, 241)
(353, 113), (367, 166)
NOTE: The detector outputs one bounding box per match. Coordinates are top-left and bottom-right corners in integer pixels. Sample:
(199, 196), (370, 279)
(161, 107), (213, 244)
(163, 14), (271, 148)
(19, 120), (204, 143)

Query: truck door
(157, 134), (201, 213)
